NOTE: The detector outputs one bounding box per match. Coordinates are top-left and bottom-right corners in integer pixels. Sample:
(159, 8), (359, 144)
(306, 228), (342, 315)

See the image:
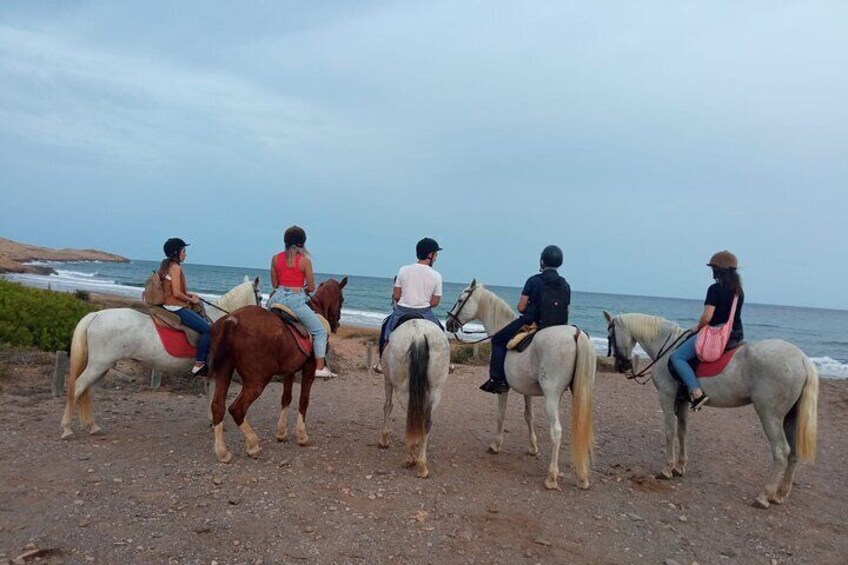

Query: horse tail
(62, 312), (96, 435)
(210, 314), (238, 372)
(570, 329), (596, 484)
(795, 355), (819, 463)
(406, 335), (431, 447)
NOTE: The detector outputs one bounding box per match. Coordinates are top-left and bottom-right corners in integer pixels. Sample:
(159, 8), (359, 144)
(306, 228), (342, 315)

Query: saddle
(668, 342), (745, 382)
(268, 303), (331, 356)
(507, 323), (539, 352)
(148, 306), (200, 347)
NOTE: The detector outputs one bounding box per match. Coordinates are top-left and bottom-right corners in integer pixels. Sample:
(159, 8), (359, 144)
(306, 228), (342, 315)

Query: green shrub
(450, 341), (491, 365)
(74, 289), (91, 301)
(0, 280), (96, 352)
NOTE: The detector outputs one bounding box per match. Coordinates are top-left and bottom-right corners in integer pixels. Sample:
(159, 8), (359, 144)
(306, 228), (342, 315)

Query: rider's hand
(190, 296), (201, 305)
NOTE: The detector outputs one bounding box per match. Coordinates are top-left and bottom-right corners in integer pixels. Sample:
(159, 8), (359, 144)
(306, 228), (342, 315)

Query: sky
(1, 1), (846, 310)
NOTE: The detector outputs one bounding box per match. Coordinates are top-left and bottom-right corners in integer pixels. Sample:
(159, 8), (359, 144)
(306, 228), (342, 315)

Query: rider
(160, 238), (211, 376)
(267, 226), (337, 379)
(669, 250), (745, 410)
(377, 238), (444, 360)
(479, 245), (571, 394)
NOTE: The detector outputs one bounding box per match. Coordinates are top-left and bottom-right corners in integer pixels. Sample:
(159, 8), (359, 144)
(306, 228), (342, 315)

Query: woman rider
(267, 226), (337, 379)
(160, 238), (211, 376)
(480, 245), (571, 394)
(669, 250), (744, 410)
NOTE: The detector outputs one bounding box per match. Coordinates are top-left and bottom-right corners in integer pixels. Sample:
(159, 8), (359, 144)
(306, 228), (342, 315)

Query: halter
(607, 319), (692, 385)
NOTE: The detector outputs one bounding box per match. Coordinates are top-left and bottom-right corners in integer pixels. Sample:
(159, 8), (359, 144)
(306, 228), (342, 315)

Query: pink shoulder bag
(695, 294), (739, 362)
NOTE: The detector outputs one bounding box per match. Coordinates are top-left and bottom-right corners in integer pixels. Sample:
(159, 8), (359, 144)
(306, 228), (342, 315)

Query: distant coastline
(0, 237), (128, 275)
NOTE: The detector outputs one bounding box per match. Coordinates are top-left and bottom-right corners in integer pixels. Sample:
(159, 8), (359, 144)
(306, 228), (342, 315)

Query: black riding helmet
(163, 238), (189, 259)
(540, 245), (563, 268)
(284, 225), (307, 248)
(416, 237), (443, 260)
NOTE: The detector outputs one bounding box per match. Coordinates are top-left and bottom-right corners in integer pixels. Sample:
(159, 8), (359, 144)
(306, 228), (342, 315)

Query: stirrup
(191, 363), (208, 377)
(690, 394), (709, 411)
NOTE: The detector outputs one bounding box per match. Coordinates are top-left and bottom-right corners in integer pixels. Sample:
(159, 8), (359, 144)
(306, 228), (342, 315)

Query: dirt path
(1, 334), (846, 564)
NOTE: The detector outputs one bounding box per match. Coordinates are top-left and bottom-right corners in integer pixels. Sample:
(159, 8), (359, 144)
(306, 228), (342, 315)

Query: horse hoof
(88, 425), (102, 436)
(297, 437), (311, 447)
(488, 444), (501, 454)
(217, 451), (233, 464)
(247, 447), (261, 459)
(276, 434), (288, 443)
(752, 496), (770, 509)
(769, 495), (785, 505)
(577, 479), (590, 490)
(544, 477), (560, 490)
(672, 467), (686, 478)
(61, 429), (74, 440)
(656, 470), (673, 480)
(417, 469), (430, 479)
(378, 441), (389, 449)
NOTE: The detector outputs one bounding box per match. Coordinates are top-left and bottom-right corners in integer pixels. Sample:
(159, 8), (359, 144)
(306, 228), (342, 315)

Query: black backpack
(537, 277), (570, 328)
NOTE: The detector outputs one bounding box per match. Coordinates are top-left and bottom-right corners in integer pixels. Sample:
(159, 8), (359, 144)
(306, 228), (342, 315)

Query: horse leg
(753, 408), (791, 509)
(416, 432), (430, 479)
(378, 375), (393, 449)
(295, 363), (316, 446)
(524, 395), (539, 456)
(542, 395), (563, 490)
(776, 408), (800, 503)
(211, 366), (234, 463)
(488, 392), (509, 454)
(276, 374), (295, 442)
(64, 364), (109, 438)
(657, 395), (679, 480)
(227, 376), (267, 459)
(673, 399), (689, 477)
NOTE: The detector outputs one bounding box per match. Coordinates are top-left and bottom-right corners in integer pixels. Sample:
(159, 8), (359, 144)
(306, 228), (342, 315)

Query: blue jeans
(379, 305), (443, 357)
(489, 316), (533, 382)
(670, 334), (699, 393)
(175, 307), (211, 363)
(268, 291), (328, 358)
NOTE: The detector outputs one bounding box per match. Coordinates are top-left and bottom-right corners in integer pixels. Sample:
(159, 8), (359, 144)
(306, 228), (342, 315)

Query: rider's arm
(301, 256), (316, 293)
(516, 294), (530, 313)
(429, 294), (441, 308)
(270, 255), (279, 289)
(393, 287), (402, 303)
(692, 305), (715, 333)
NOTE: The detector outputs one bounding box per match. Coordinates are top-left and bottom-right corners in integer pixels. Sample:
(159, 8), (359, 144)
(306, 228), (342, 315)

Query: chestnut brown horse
(208, 276), (347, 463)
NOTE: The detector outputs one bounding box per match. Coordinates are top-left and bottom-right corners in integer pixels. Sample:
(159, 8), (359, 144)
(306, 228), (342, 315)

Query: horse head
(604, 310), (638, 375)
(445, 278), (481, 333)
(310, 275), (348, 333)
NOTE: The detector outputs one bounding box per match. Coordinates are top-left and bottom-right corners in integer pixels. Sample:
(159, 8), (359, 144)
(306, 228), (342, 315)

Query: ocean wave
(54, 269), (100, 278)
(810, 357), (848, 379)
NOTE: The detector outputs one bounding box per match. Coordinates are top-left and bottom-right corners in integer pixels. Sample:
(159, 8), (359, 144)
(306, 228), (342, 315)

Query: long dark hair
(712, 267), (743, 295)
(158, 256), (180, 277)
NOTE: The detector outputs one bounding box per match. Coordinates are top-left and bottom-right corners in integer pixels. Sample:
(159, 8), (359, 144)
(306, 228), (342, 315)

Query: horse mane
(476, 285), (518, 331)
(618, 313), (680, 343)
(217, 280), (252, 311)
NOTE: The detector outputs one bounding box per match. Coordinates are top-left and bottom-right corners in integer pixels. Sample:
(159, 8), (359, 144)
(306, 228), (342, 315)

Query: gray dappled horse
(378, 319), (451, 479)
(446, 280), (596, 490)
(61, 277), (261, 439)
(604, 311), (818, 509)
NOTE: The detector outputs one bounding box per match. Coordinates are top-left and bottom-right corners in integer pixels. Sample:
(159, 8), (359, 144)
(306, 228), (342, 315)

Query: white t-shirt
(395, 263), (443, 309)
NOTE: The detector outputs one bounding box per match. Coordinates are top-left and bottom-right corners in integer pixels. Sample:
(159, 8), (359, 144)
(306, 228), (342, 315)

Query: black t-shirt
(705, 283), (744, 342)
(521, 269), (571, 322)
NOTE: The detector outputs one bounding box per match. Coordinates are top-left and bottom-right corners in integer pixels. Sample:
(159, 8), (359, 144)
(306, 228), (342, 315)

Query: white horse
(445, 280), (596, 490)
(60, 277), (261, 439)
(378, 319), (451, 479)
(604, 311), (819, 509)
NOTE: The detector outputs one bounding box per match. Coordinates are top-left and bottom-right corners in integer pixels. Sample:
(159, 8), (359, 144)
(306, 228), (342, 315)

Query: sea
(4, 259), (847, 379)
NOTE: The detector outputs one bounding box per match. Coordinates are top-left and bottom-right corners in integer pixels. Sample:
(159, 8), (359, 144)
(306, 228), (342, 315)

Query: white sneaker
(372, 360), (383, 374)
(314, 367), (338, 379)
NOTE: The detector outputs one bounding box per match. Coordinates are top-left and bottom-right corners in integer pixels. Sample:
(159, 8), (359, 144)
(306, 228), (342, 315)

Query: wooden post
(366, 342), (373, 371)
(150, 369), (161, 389)
(52, 351), (69, 397)
(473, 343), (480, 360)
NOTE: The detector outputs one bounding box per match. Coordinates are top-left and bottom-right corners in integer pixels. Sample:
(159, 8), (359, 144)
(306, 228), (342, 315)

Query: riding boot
(480, 344), (510, 394)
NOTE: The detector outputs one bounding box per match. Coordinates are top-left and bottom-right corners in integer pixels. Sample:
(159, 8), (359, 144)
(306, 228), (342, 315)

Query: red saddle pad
(153, 319), (197, 358)
(696, 346), (741, 378)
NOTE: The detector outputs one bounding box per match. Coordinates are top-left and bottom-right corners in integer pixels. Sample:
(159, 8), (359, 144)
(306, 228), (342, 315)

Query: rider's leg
(286, 294), (333, 375)
(176, 307), (211, 372)
(669, 335), (707, 405)
(481, 318), (526, 393)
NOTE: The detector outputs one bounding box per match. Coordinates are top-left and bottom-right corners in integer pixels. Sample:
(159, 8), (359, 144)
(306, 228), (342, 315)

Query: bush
(74, 289), (91, 301)
(450, 341), (491, 365)
(0, 280), (96, 352)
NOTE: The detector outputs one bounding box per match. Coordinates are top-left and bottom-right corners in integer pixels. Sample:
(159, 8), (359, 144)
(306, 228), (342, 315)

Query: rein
(446, 286), (493, 343)
(199, 296), (230, 315)
(609, 322), (692, 385)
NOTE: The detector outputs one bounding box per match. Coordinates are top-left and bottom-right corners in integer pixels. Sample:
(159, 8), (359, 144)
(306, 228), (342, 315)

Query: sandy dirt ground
(0, 324), (846, 565)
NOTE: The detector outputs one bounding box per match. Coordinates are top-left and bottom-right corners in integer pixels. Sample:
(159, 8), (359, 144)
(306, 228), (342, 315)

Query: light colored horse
(445, 280), (596, 490)
(604, 311), (819, 509)
(60, 277), (261, 439)
(378, 319), (451, 479)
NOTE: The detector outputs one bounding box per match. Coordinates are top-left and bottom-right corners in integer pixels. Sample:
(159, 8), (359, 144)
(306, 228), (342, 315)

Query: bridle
(445, 286), (491, 343)
(607, 319), (692, 385)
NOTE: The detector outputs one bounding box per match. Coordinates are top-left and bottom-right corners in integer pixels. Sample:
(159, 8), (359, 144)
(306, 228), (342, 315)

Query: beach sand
(0, 293), (845, 563)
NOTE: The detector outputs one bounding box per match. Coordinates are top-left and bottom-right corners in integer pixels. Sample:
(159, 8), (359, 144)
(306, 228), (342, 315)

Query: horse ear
(244, 275), (250, 283)
(339, 275), (348, 288)
(470, 278), (477, 288)
(253, 276), (260, 288)
(603, 310), (614, 323)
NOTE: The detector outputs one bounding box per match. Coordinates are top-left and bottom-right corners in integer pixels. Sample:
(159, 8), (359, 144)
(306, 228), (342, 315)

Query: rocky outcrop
(0, 237), (128, 274)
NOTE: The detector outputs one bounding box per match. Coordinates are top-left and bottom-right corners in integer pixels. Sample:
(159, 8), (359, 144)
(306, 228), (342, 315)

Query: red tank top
(275, 253), (305, 288)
